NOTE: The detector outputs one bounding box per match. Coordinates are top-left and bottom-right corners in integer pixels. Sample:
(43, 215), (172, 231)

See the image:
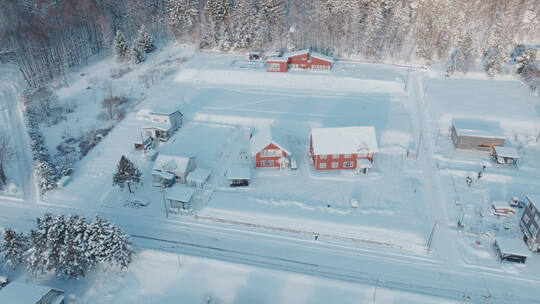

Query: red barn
(266, 57), (288, 72)
(251, 127), (291, 169)
(310, 126), (378, 174)
(265, 49), (333, 72)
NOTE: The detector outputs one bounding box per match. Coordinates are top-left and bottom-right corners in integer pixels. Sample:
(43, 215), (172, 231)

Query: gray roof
(150, 109), (183, 116)
(452, 118), (505, 139)
(495, 237), (530, 257)
(493, 146), (519, 158)
(166, 185), (195, 203)
(0, 281), (64, 304)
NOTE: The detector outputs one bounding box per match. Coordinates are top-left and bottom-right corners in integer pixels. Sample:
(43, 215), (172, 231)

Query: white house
(152, 154), (196, 184)
(143, 109), (183, 141)
(0, 281), (65, 304)
(166, 185), (196, 210)
(186, 168), (211, 189)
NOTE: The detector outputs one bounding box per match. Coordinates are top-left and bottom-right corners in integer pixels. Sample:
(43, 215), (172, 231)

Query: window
(331, 162), (339, 168)
(524, 213), (530, 224)
(535, 214), (540, 224)
(261, 149), (281, 157)
(320, 154), (327, 159)
(261, 160), (274, 166)
(319, 163), (326, 169)
(344, 154), (351, 159)
(332, 154), (339, 159)
(343, 161), (354, 168)
(267, 63), (280, 71)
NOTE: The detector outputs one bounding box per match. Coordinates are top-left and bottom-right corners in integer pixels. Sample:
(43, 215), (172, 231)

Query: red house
(265, 49), (333, 72)
(310, 126), (378, 174)
(251, 127), (291, 169)
(266, 57), (288, 72)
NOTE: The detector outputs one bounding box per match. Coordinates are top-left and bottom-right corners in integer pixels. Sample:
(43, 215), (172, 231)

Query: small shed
(134, 135), (153, 150)
(166, 185), (196, 210)
(226, 167), (251, 186)
(451, 118), (505, 153)
(492, 146), (519, 165)
(356, 158), (373, 174)
(494, 237), (530, 263)
(246, 51), (263, 60)
(0, 281), (65, 304)
(186, 168), (211, 189)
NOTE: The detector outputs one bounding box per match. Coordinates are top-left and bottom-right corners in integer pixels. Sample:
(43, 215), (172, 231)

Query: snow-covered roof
(166, 185), (195, 203)
(495, 237), (530, 257)
(246, 51), (263, 55)
(310, 51), (333, 63)
(283, 49), (310, 58)
(0, 281), (63, 304)
(143, 122), (172, 131)
(357, 158), (373, 168)
(493, 146), (519, 158)
(150, 109), (182, 116)
(154, 154), (192, 173)
(250, 127), (290, 156)
(152, 169), (175, 180)
(187, 168), (211, 183)
(226, 167), (251, 180)
(311, 126), (378, 155)
(265, 51), (282, 57)
(491, 201), (512, 210)
(452, 118), (505, 139)
(266, 57), (288, 62)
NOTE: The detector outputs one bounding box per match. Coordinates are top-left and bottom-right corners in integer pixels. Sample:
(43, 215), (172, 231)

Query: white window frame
(331, 162), (339, 168)
(261, 160), (275, 166)
(344, 154), (351, 159)
(524, 213), (530, 224)
(332, 154), (339, 159)
(343, 161), (354, 168)
(319, 163), (326, 169)
(320, 154), (327, 159)
(261, 149), (281, 157)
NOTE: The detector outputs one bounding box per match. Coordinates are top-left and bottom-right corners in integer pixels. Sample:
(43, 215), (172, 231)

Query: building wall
(452, 128), (505, 152)
(310, 57), (332, 69)
(521, 199), (540, 250)
(266, 61), (288, 72)
(309, 135), (374, 171)
(255, 143), (288, 168)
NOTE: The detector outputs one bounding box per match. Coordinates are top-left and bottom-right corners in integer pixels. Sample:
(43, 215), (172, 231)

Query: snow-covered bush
(5, 214), (134, 279)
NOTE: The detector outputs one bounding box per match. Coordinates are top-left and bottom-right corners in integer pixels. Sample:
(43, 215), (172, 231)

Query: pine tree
(24, 229), (47, 276)
(168, 0), (199, 38)
(131, 43), (145, 64)
(107, 225), (134, 269)
(114, 31), (129, 61)
(136, 25), (156, 54)
(113, 156), (141, 193)
(57, 215), (92, 279)
(232, 0), (256, 49)
(484, 47), (507, 78)
(1, 228), (28, 269)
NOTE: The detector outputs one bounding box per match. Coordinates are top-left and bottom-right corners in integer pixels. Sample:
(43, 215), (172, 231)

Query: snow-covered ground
(2, 43), (540, 302)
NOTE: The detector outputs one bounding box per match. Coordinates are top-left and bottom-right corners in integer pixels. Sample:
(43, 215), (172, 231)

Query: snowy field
(2, 43), (540, 302)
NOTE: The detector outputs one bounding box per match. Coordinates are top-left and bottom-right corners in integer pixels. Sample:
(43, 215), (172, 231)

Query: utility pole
(161, 184), (168, 218)
(427, 221), (437, 253)
(372, 279), (379, 303)
(462, 294), (471, 303)
(415, 133), (422, 159)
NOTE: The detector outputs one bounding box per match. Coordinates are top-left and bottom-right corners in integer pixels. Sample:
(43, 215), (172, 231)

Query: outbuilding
(226, 167), (251, 186)
(152, 154), (196, 184)
(0, 281), (65, 304)
(309, 51), (333, 70)
(310, 126), (378, 173)
(166, 185), (196, 210)
(491, 201), (516, 216)
(494, 237), (530, 263)
(450, 118), (505, 153)
(246, 51), (264, 60)
(186, 168), (211, 189)
(251, 127), (291, 169)
(492, 146), (519, 165)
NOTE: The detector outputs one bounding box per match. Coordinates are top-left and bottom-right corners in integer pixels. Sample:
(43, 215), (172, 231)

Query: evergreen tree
(232, 0), (256, 49)
(131, 43), (145, 64)
(57, 215), (92, 279)
(113, 156), (141, 193)
(136, 25), (156, 54)
(484, 47), (507, 78)
(114, 31), (129, 61)
(24, 229), (47, 276)
(0, 228), (28, 269)
(168, 0), (199, 38)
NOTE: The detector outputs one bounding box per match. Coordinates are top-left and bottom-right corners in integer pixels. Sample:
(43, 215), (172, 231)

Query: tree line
(0, 213), (134, 279)
(0, 0), (538, 86)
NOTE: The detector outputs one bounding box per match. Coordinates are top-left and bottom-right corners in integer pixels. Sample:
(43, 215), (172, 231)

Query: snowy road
(0, 73), (38, 202)
(0, 198), (539, 303)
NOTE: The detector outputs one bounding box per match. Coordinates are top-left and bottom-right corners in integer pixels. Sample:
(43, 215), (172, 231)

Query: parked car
(290, 156), (298, 170)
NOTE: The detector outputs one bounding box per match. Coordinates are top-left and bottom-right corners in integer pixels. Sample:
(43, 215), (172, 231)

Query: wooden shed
(492, 146), (519, 165)
(450, 118), (505, 153)
(494, 237), (530, 263)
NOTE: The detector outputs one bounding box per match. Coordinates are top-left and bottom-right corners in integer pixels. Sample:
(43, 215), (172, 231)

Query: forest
(0, 0), (539, 86)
